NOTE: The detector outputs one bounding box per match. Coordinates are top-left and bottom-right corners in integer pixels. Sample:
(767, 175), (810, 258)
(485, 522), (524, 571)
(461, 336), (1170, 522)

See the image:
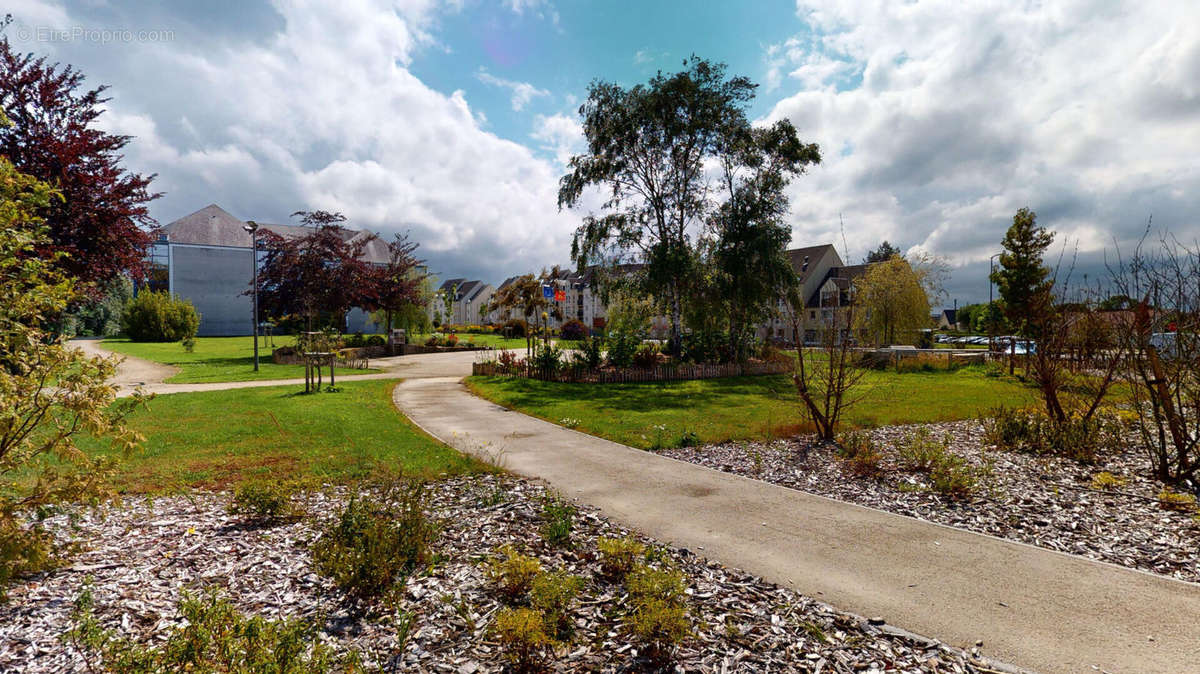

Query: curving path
(391, 351), (1200, 674)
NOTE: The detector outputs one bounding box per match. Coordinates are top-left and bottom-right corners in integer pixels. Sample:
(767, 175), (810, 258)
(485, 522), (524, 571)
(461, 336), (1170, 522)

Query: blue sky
(6, 0), (1199, 306)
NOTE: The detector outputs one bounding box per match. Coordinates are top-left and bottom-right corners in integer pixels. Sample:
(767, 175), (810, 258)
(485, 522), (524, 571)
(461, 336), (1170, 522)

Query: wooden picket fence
(472, 359), (790, 383)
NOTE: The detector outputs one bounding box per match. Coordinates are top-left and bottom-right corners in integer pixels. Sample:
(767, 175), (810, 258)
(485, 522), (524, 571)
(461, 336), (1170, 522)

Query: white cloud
(476, 68), (551, 111)
(44, 0), (581, 281)
(763, 0), (1200, 299)
(531, 112), (584, 166)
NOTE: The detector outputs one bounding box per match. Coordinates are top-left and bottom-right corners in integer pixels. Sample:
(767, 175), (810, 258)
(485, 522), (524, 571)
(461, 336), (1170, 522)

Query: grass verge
(466, 366), (1037, 450)
(101, 336), (378, 384)
(55, 380), (485, 493)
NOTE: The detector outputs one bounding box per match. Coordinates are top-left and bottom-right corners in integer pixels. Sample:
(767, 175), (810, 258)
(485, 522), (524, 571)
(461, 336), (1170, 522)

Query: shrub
(984, 407), (1117, 464)
(445, 333), (459, 347)
(345, 332), (366, 348)
(1, 522), (56, 602)
(624, 564), (691, 662)
(597, 536), (645, 580)
(122, 291), (200, 342)
(492, 607), (550, 672)
(572, 336), (604, 370)
(365, 334), (386, 347)
(65, 585), (347, 672)
(228, 480), (302, 523)
(896, 427), (949, 472)
(181, 335), (196, 353)
(682, 330), (726, 364)
(676, 430), (700, 448)
(632, 343), (660, 369)
(502, 318), (529, 338)
(424, 334), (441, 347)
(531, 343), (563, 376)
(498, 349), (520, 372)
(1157, 489), (1198, 513)
(835, 431), (884, 479)
(540, 494), (575, 547)
(606, 332), (640, 368)
(488, 545), (542, 601)
(530, 570), (583, 639)
(929, 453), (977, 499)
(1090, 471), (1128, 491)
(311, 478), (437, 598)
(560, 319), (588, 341)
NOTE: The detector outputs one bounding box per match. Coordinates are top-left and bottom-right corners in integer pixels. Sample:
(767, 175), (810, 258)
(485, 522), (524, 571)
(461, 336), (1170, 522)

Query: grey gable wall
(170, 244), (254, 337)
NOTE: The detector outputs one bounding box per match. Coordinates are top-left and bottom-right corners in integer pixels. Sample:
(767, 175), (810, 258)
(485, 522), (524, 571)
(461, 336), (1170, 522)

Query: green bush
(502, 318), (529, 338)
(531, 343), (563, 376)
(623, 564), (692, 662)
(228, 480), (302, 523)
(1, 522), (57, 602)
(530, 570), (583, 639)
(344, 332), (366, 348)
(539, 494), (575, 547)
(571, 336), (604, 369)
(311, 479), (437, 599)
(835, 431), (884, 479)
(492, 607), (550, 672)
(929, 453), (977, 499)
(681, 330), (727, 364)
(985, 407), (1116, 463)
(365, 334), (386, 347)
(597, 536), (645, 580)
(65, 584), (349, 672)
(896, 427), (949, 472)
(488, 545), (542, 601)
(122, 291), (200, 342)
(606, 332), (640, 369)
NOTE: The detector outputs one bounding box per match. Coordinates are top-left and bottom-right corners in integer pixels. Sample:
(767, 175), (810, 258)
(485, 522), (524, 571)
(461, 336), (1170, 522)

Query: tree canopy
(0, 36), (159, 291)
(254, 211), (377, 331)
(865, 241), (902, 264)
(558, 56), (818, 354)
(853, 255), (933, 346)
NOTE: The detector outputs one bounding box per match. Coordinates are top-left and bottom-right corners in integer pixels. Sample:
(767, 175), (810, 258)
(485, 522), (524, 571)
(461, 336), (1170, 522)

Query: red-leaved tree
(254, 211), (377, 331)
(362, 233), (427, 333)
(0, 35), (160, 291)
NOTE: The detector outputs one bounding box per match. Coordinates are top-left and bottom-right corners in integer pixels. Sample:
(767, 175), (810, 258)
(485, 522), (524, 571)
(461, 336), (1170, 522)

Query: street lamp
(243, 220), (260, 372)
(988, 252), (1001, 350)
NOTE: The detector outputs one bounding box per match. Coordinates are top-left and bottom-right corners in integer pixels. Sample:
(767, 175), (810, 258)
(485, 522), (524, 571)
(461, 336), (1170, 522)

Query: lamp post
(988, 252), (1001, 350)
(243, 220), (260, 371)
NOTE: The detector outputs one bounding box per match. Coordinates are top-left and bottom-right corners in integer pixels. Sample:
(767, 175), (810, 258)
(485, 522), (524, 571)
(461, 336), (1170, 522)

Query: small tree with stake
(784, 284), (868, 441)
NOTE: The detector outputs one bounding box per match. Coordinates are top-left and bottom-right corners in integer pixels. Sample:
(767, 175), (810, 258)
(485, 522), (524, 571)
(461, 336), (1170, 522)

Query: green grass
(101, 336), (377, 384)
(63, 380), (485, 493)
(466, 366), (1037, 450)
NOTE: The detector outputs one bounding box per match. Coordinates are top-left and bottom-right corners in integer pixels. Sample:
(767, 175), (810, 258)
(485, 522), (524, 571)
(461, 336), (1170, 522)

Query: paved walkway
(391, 352), (1200, 674)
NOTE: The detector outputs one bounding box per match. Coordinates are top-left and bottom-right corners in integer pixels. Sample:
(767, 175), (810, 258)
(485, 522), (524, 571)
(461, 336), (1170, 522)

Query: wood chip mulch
(0, 475), (1020, 673)
(660, 420), (1200, 583)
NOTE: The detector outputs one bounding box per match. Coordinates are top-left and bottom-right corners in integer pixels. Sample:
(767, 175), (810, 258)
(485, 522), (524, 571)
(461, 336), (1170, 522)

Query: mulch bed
(661, 421), (1200, 583)
(0, 475), (1017, 673)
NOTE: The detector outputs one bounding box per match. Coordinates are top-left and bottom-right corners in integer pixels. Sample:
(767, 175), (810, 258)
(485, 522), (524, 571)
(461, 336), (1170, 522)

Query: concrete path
(391, 352), (1200, 674)
(72, 339), (409, 397)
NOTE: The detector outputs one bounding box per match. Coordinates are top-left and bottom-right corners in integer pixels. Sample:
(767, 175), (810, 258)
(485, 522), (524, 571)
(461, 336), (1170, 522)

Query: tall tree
(864, 241), (902, 264)
(710, 119), (820, 357)
(559, 57), (761, 355)
(990, 208), (1055, 337)
(254, 211), (376, 332)
(490, 274), (553, 357)
(0, 35), (159, 291)
(853, 255), (932, 346)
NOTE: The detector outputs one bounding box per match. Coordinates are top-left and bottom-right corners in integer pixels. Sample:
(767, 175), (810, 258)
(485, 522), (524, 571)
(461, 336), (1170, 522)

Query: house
(434, 278), (495, 326)
(757, 244), (870, 344)
(936, 309), (959, 330)
(153, 204), (390, 336)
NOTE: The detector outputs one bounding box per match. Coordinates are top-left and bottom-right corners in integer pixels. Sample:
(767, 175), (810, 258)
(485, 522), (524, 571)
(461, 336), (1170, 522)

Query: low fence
(472, 359), (790, 384)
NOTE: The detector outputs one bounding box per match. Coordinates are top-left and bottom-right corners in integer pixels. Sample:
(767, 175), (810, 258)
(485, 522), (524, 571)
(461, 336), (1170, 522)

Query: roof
(941, 308), (958, 323)
(438, 278), (467, 293)
(785, 244), (840, 282)
(806, 263), (872, 308)
(162, 204), (390, 264)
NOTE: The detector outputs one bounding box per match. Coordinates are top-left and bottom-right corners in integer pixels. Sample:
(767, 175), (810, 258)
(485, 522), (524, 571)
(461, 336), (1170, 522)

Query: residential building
(153, 204), (390, 336)
(435, 278), (495, 326)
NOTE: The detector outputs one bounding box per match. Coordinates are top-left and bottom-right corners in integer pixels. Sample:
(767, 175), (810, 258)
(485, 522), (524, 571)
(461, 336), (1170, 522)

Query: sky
(5, 0), (1199, 307)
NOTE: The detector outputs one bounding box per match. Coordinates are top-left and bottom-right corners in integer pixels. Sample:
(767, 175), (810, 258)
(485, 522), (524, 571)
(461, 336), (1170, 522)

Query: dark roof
(785, 244), (840, 283)
(162, 204), (390, 264)
(942, 308), (958, 323)
(497, 276), (521, 291)
(456, 280), (483, 300)
(439, 278), (467, 293)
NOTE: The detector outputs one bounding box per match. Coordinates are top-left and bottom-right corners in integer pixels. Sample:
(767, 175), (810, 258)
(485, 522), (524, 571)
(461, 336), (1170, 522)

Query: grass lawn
(54, 380), (485, 494)
(102, 336), (377, 384)
(467, 366), (1038, 450)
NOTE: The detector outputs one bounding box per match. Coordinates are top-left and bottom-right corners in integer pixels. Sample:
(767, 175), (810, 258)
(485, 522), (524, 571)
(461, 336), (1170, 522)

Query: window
(144, 241), (169, 293)
(809, 310), (816, 320)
